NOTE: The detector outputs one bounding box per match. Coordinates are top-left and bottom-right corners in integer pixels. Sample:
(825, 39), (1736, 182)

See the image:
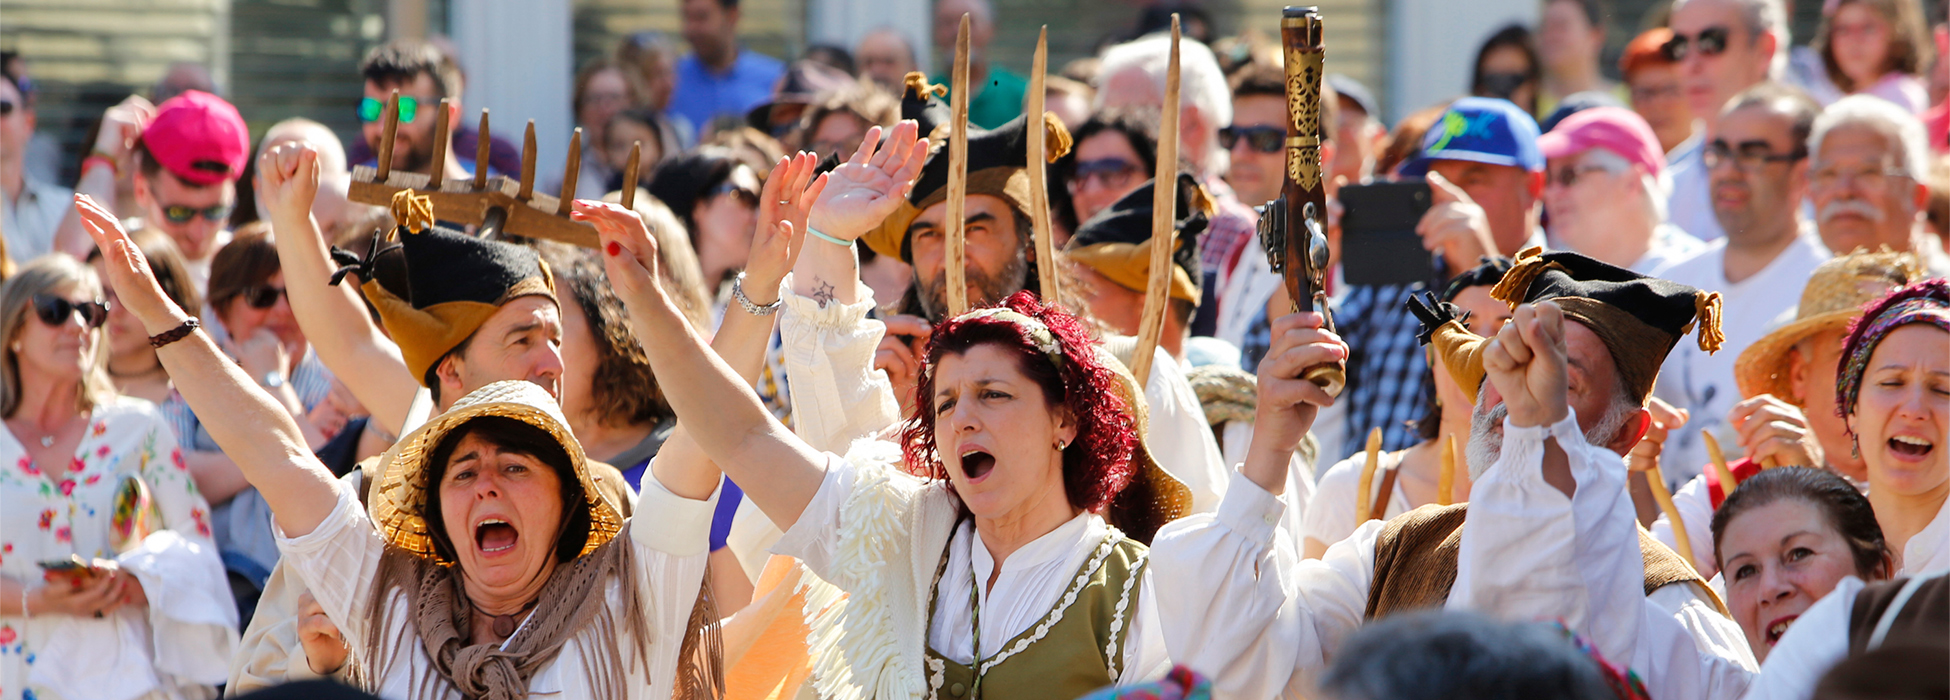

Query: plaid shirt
(1330, 282), (1433, 462)
(1200, 181), (1259, 286)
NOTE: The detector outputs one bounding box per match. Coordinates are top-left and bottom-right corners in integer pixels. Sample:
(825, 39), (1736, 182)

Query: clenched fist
(1482, 301), (1569, 428)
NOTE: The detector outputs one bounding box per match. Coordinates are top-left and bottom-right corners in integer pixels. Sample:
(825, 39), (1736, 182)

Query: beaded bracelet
(732, 273), (782, 316)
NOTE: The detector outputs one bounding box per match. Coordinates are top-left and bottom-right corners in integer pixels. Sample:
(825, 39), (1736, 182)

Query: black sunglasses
(160, 202), (234, 224)
(1662, 26), (1732, 62)
(1704, 139), (1804, 170)
(708, 180), (759, 208)
(31, 294), (109, 329)
(244, 285), (287, 310)
(1220, 125), (1285, 153)
(0, 101), (14, 117)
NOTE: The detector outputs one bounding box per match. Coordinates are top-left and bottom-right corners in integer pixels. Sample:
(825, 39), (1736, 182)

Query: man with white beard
(1150, 251), (1758, 699)
(1806, 94), (1950, 275)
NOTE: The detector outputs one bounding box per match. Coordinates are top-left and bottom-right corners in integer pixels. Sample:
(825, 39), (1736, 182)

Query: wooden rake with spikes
(348, 91), (645, 247)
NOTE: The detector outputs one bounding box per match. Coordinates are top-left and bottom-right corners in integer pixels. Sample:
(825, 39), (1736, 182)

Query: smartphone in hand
(38, 554), (97, 587)
(1338, 181), (1441, 287)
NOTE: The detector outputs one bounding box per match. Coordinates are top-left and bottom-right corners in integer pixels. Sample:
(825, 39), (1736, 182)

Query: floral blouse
(0, 397), (237, 700)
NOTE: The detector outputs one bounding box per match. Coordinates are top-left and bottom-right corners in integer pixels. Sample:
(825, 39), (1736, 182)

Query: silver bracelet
(732, 272), (782, 316)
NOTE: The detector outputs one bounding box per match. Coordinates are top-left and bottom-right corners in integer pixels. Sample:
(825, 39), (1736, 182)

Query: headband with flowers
(955, 307), (1064, 368)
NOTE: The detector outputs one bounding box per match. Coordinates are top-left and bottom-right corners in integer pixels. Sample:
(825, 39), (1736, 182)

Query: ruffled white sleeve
(778, 274), (900, 454)
(628, 469), (721, 699)
(1150, 472), (1376, 700)
(275, 481), (387, 648)
(119, 413), (239, 685)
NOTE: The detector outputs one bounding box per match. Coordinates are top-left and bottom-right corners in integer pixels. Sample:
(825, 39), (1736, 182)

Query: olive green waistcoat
(923, 530), (1149, 700)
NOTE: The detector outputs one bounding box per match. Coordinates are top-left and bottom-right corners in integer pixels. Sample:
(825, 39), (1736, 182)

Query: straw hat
(1097, 340), (1196, 543)
(367, 380), (625, 564)
(1734, 250), (1924, 402)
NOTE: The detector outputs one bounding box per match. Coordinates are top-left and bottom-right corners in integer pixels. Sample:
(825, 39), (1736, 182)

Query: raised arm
(75, 194), (339, 537)
(257, 144), (421, 436)
(54, 96), (153, 258)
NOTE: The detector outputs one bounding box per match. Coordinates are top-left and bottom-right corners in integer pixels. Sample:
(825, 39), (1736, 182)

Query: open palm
(808, 120), (929, 241)
(746, 151), (829, 293)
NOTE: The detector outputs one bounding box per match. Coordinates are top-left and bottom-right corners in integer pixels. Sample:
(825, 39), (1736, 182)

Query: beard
(917, 248), (1031, 321)
(1465, 392), (1638, 480)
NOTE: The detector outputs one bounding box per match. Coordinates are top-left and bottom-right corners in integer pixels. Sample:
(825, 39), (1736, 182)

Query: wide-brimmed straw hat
(1735, 249), (1924, 402)
(1098, 339), (1196, 543)
(368, 380), (625, 564)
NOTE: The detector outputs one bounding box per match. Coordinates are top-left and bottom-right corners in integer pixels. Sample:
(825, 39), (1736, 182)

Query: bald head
(857, 28), (919, 89)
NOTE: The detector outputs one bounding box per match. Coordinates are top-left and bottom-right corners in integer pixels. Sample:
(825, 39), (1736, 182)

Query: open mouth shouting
(959, 447), (997, 483)
(475, 517), (520, 556)
(1764, 615), (1798, 646)
(1889, 434), (1935, 460)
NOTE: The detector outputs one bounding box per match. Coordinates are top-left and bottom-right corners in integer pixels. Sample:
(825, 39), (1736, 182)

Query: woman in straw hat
(573, 119), (1193, 698)
(1833, 278), (1950, 576)
(73, 189), (726, 700)
(1649, 250), (1923, 576)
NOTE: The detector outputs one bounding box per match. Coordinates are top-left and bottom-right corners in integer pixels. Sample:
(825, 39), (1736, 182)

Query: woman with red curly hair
(575, 121), (1197, 698)
(1834, 278), (1950, 576)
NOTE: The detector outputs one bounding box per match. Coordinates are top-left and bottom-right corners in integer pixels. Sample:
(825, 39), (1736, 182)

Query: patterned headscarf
(1836, 279), (1950, 418)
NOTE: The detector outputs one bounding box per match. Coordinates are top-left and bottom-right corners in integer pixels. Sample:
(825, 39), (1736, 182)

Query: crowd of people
(0, 0), (1947, 698)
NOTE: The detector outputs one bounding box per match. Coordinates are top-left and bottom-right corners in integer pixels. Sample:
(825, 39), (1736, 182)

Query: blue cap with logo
(1397, 97), (1543, 177)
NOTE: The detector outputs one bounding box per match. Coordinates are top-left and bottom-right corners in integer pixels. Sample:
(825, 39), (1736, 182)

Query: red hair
(899, 291), (1138, 514)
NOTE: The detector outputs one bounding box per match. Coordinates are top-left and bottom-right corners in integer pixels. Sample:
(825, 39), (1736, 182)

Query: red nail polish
(606, 241), (622, 257)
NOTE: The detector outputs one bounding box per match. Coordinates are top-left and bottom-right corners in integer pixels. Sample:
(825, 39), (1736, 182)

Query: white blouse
(274, 472), (717, 699)
(0, 398), (236, 700)
(1301, 452), (1411, 554)
(1151, 410), (1758, 700)
(1900, 496), (1949, 576)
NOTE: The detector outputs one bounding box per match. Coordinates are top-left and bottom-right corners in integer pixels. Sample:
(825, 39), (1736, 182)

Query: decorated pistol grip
(1277, 6), (1344, 399)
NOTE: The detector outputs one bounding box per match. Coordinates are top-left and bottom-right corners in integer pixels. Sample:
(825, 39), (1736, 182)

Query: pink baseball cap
(1536, 107), (1665, 178)
(140, 90), (249, 185)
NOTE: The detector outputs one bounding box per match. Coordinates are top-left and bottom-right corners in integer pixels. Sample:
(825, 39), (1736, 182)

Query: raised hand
(1245, 311), (1348, 494)
(1628, 396), (1690, 473)
(746, 152), (831, 299)
(74, 195), (189, 334)
(572, 199), (665, 306)
(93, 95), (156, 163)
(1728, 395), (1822, 468)
(1416, 172), (1496, 276)
(808, 120), (929, 240)
(1482, 301), (1569, 429)
(874, 314), (933, 416)
(257, 142), (321, 225)
(295, 590), (350, 675)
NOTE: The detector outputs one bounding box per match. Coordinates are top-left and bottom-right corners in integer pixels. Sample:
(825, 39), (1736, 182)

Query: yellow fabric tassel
(390, 189), (434, 235)
(1691, 290), (1725, 354)
(1489, 246), (1564, 309)
(903, 71), (947, 99)
(1041, 111), (1073, 163)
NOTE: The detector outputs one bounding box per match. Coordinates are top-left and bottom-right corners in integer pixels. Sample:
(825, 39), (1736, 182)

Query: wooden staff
(474, 109), (492, 190)
(1703, 430), (1741, 494)
(1438, 434), (1458, 506)
(557, 127), (582, 215)
(1026, 26), (1060, 302)
(1647, 464), (1701, 574)
(376, 90), (400, 182)
(518, 120), (537, 201)
(427, 98), (451, 188)
(1129, 14), (1181, 388)
(621, 141), (641, 210)
(1355, 427), (1382, 527)
(944, 13), (972, 316)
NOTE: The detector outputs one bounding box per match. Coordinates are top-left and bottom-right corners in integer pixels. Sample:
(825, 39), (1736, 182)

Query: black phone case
(1339, 181), (1439, 287)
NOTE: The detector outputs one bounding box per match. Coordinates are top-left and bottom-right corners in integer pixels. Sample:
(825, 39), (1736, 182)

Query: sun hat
(1734, 249), (1924, 402)
(367, 380), (624, 564)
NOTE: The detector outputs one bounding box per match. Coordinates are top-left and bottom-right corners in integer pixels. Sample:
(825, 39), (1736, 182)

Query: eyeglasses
(159, 202), (235, 224)
(359, 96), (420, 124)
(708, 180), (759, 208)
(1810, 165), (1910, 191)
(1548, 164), (1614, 189)
(1629, 84), (1681, 103)
(1069, 158), (1141, 191)
(31, 294), (109, 329)
(1703, 139), (1804, 171)
(243, 285), (287, 310)
(1219, 125), (1285, 154)
(1477, 72), (1529, 100)
(1662, 26), (1732, 62)
(0, 101), (13, 117)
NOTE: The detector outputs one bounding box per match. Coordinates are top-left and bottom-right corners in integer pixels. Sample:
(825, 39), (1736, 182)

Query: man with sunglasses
(1806, 95), (1950, 275)
(353, 41), (479, 186)
(1655, 82), (1831, 479)
(53, 89), (248, 295)
(1663, 0), (1790, 243)
(0, 59), (70, 262)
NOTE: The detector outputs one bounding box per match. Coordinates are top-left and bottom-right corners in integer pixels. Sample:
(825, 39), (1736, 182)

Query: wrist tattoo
(812, 279), (837, 308)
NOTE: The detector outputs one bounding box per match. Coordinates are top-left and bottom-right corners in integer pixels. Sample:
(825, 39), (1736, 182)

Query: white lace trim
(926, 656), (946, 699)
(975, 531), (1124, 673)
(804, 449), (927, 700)
(1104, 548), (1148, 680)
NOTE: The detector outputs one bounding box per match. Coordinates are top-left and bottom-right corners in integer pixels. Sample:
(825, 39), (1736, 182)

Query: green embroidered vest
(923, 528), (1149, 700)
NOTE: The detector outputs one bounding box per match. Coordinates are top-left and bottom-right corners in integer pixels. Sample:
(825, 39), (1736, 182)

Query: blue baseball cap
(1397, 97), (1543, 177)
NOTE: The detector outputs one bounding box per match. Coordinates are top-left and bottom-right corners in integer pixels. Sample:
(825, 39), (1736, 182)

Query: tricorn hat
(331, 191), (557, 387)
(859, 76), (1073, 262)
(1410, 247), (1723, 405)
(1064, 173), (1212, 306)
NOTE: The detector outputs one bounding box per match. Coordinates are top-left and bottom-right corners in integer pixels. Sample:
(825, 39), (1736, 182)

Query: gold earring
(1055, 440), (1067, 451)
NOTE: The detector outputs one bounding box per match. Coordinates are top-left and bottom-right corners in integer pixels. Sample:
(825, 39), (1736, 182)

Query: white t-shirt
(1652, 232), (1831, 481)
(1664, 136), (1725, 243)
(1632, 223), (1709, 278)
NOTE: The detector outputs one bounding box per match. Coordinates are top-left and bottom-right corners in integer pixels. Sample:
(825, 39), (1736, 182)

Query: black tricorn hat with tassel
(330, 190), (556, 387)
(1408, 247), (1722, 405)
